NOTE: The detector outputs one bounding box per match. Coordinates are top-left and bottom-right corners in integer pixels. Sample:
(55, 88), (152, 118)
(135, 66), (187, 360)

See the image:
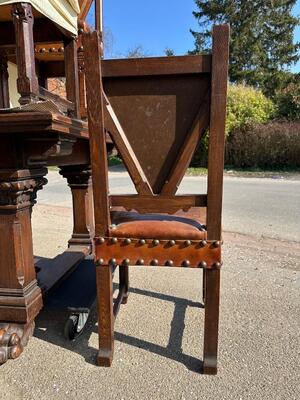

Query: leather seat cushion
(110, 211), (207, 240)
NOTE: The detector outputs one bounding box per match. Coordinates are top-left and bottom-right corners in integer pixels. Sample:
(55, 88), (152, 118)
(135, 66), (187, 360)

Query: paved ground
(0, 171), (299, 400)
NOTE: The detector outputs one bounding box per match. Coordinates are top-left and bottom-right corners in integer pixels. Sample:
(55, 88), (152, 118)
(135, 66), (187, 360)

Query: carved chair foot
(97, 348), (114, 367)
(0, 322), (35, 365)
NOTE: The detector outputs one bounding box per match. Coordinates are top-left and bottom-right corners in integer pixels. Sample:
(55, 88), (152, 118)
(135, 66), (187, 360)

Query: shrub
(275, 80), (300, 120)
(226, 121), (300, 168)
(191, 84), (275, 167)
(226, 84), (275, 134)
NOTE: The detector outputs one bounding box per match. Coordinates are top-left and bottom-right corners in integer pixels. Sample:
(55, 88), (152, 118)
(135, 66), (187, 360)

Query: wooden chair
(83, 25), (229, 375)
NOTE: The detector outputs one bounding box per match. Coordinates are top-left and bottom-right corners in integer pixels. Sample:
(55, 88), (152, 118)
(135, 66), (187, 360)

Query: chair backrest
(83, 25), (229, 240)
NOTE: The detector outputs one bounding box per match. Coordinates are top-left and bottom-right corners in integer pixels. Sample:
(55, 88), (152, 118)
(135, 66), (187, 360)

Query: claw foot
(0, 322), (34, 365)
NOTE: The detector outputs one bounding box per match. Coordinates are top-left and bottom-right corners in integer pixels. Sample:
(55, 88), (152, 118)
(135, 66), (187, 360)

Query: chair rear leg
(96, 264), (114, 367)
(203, 268), (220, 375)
(119, 265), (129, 304)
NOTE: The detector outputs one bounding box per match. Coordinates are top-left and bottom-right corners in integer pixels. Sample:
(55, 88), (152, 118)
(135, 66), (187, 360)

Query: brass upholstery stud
(49, 47), (56, 52)
(213, 241), (221, 248)
(165, 260), (174, 267)
(58, 47), (64, 52)
(169, 240), (176, 246)
(122, 259), (130, 266)
(139, 239), (146, 245)
(199, 261), (207, 268)
(185, 240), (192, 247)
(95, 258), (104, 266)
(111, 237), (118, 244)
(109, 258), (117, 266)
(153, 239), (160, 246)
(213, 262), (222, 269)
(200, 240), (207, 247)
(98, 237), (105, 244)
(39, 48), (46, 53)
(79, 45), (84, 51)
(151, 259), (159, 266)
(124, 238), (131, 245)
(182, 260), (191, 268)
(110, 224), (117, 230)
(137, 259), (144, 265)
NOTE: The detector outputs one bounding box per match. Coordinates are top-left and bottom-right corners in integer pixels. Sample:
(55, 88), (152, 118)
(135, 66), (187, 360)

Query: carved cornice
(59, 165), (91, 187)
(12, 3), (34, 24)
(0, 169), (47, 210)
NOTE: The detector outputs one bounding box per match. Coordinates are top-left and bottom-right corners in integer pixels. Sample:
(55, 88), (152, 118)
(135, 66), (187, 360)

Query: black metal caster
(64, 310), (90, 340)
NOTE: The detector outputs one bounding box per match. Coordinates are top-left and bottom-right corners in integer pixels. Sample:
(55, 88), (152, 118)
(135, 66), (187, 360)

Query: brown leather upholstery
(110, 211), (207, 240)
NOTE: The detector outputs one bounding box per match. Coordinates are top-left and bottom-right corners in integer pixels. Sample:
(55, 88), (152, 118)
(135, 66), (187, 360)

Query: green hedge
(191, 84), (276, 167)
(226, 121), (300, 168)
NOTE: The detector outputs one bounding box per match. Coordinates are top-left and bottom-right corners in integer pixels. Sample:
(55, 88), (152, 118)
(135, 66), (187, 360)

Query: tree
(164, 47), (175, 56)
(190, 0), (300, 96)
(126, 45), (149, 58)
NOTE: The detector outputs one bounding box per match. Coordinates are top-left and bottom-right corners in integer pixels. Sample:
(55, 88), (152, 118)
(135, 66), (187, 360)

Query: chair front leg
(119, 265), (129, 304)
(96, 264), (114, 367)
(203, 268), (220, 375)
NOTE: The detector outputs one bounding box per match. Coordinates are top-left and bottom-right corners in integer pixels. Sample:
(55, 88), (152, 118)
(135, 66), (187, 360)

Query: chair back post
(206, 24), (230, 240)
(0, 51), (10, 108)
(83, 31), (111, 237)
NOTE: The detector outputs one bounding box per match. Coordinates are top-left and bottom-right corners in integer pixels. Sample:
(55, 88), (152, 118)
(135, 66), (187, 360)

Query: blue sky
(88, 0), (300, 72)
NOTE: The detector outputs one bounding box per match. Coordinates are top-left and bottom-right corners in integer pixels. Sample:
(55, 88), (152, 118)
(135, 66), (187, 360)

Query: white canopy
(0, 0), (80, 35)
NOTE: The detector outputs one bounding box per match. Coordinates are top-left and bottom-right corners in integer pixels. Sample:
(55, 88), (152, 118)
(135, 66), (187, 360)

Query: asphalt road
(39, 169), (300, 242)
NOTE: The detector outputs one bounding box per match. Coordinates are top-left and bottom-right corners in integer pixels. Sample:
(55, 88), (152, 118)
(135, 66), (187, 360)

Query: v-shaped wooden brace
(103, 92), (153, 196)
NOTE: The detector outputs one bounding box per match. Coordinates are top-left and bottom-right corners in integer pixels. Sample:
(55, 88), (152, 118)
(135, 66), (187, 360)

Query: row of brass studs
(97, 237), (222, 248)
(96, 258), (222, 269)
(35, 47), (64, 53)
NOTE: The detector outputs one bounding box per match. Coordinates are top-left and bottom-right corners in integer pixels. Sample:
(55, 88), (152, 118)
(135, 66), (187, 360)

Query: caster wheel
(64, 315), (79, 341)
(64, 312), (90, 341)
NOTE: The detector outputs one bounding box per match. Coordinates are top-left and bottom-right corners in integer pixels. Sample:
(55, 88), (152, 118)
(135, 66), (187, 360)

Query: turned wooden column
(0, 51), (10, 108)
(0, 167), (47, 364)
(59, 165), (94, 249)
(12, 3), (39, 105)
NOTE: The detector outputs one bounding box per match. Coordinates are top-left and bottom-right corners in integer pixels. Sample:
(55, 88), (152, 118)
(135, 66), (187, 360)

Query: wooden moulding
(110, 194), (207, 214)
(102, 55), (212, 78)
(95, 238), (222, 269)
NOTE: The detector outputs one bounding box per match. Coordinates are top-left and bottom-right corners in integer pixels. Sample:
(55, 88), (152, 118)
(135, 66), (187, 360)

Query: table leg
(59, 165), (94, 250)
(0, 167), (47, 364)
